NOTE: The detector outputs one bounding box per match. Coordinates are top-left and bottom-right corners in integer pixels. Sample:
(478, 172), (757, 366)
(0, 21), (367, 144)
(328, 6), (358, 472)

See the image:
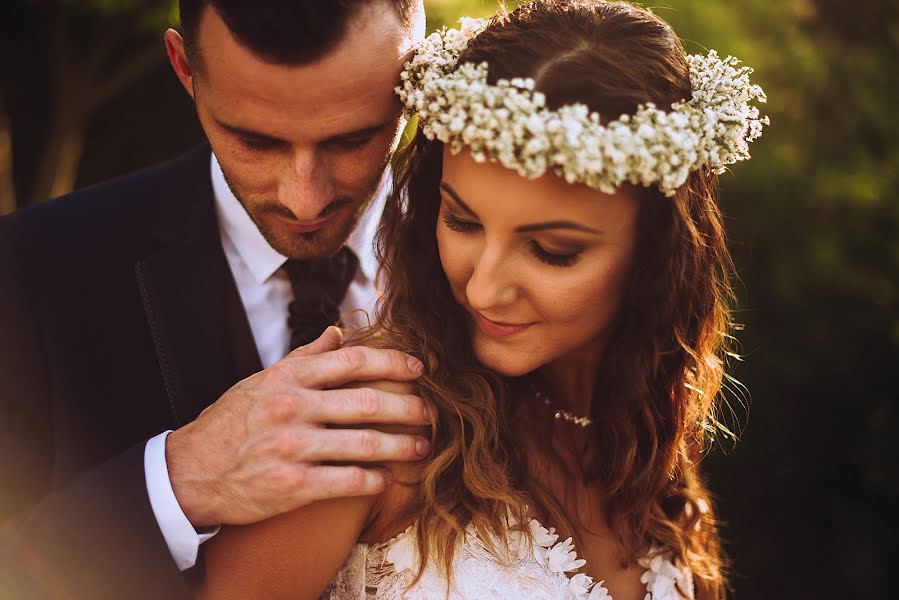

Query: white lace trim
(322, 516), (693, 600)
(638, 550), (694, 600)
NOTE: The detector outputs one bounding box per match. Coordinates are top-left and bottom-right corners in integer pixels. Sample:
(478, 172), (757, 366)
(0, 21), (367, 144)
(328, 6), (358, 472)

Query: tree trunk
(0, 95), (15, 215)
(27, 0), (87, 204)
(24, 1), (166, 204)
(29, 100), (86, 204)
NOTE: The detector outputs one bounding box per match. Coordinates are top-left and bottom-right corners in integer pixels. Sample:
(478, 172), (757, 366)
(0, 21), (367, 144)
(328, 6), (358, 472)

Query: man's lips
(474, 313), (534, 337)
(276, 214), (333, 233)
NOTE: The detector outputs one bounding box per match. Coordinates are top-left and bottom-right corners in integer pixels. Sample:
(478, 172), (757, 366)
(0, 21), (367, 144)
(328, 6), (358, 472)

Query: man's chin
(261, 219), (354, 260)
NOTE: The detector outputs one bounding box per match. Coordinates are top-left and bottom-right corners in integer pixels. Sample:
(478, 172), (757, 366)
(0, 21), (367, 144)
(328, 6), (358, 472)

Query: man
(0, 1), (429, 597)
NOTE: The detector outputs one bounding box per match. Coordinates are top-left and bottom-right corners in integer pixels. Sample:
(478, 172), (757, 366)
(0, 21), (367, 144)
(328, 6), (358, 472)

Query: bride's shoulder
(341, 331), (430, 542)
(348, 375), (429, 544)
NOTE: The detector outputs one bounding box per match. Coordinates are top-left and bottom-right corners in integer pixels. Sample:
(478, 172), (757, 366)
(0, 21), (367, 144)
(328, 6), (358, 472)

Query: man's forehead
(202, 68), (401, 142)
(196, 0), (411, 140)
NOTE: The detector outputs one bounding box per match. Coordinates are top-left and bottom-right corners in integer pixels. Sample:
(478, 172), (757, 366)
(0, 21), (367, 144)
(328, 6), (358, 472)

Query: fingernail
(407, 356), (424, 375)
(415, 438), (430, 457)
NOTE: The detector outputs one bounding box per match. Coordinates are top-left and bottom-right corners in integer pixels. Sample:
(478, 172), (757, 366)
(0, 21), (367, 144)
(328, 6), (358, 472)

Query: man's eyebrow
(440, 181), (601, 235)
(214, 119), (288, 144)
(213, 117), (391, 145)
(322, 121), (391, 144)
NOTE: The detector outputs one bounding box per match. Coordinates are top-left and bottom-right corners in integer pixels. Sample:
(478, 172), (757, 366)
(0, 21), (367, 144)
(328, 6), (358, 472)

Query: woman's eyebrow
(516, 221), (601, 234)
(440, 181), (600, 234)
(439, 182), (477, 216)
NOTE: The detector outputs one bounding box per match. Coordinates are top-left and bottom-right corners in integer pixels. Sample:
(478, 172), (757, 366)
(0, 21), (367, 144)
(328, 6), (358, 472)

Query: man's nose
(465, 244), (518, 311)
(277, 149), (334, 221)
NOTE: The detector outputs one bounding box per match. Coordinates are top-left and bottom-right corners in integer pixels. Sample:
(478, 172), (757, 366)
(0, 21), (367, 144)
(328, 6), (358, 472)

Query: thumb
(288, 326), (344, 358)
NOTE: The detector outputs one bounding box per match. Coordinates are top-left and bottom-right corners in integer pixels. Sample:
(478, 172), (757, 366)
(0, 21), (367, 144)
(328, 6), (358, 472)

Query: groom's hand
(164, 327), (431, 528)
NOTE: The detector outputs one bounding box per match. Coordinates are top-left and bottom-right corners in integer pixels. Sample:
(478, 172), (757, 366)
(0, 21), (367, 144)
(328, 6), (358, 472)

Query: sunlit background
(1, 1), (896, 597)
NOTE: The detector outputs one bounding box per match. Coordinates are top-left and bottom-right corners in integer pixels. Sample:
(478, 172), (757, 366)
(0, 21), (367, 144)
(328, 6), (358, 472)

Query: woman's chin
(474, 344), (543, 378)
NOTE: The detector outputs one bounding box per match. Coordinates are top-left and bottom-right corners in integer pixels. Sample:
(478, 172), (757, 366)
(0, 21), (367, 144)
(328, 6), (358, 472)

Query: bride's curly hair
(354, 2), (736, 597)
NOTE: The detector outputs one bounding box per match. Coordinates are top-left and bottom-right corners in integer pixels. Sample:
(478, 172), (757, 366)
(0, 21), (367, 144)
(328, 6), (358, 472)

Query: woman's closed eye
(529, 241), (582, 267)
(442, 212), (583, 267)
(441, 212), (482, 233)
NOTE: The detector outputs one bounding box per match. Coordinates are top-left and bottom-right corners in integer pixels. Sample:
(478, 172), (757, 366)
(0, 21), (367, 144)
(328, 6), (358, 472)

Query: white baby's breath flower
(396, 17), (767, 197)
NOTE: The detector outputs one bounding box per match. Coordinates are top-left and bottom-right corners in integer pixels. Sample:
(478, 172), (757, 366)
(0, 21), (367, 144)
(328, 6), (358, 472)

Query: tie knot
(284, 246), (359, 350)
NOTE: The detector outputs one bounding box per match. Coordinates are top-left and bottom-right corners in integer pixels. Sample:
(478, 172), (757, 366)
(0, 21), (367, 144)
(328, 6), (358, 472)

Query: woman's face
(437, 149), (639, 376)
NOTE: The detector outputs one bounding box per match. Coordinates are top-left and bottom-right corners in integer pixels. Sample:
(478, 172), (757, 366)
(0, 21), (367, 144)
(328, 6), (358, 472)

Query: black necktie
(283, 246), (359, 350)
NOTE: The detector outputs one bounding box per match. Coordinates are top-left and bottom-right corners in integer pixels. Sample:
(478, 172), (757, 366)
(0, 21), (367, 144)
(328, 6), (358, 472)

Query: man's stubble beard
(220, 168), (381, 260)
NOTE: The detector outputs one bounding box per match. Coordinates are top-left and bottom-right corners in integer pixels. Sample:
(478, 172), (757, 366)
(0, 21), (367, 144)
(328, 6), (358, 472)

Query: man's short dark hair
(179, 0), (418, 68)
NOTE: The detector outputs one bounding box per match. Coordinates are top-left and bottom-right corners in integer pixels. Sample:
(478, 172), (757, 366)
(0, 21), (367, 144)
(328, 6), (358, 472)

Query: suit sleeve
(0, 217), (193, 599)
(0, 216), (52, 529)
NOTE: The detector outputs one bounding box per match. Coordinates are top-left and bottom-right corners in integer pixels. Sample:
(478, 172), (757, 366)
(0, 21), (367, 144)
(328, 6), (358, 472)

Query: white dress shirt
(144, 153), (385, 570)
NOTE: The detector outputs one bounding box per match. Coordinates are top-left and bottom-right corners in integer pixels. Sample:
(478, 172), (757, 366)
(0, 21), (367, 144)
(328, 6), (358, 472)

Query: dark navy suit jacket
(0, 145), (262, 599)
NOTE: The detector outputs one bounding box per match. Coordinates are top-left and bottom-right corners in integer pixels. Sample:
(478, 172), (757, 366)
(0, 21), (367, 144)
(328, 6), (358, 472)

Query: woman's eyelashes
(530, 241), (582, 267)
(441, 211), (583, 267)
(441, 211), (482, 233)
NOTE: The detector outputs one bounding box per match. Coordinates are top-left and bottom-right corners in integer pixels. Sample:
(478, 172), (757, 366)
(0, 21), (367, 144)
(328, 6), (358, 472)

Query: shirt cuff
(144, 430), (221, 571)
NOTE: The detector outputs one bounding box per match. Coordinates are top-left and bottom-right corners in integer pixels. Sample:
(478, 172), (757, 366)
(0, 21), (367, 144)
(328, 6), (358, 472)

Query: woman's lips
(475, 313), (534, 337)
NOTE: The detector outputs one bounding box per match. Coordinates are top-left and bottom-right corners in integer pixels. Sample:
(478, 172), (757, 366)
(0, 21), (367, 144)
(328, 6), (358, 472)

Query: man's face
(169, 2), (421, 259)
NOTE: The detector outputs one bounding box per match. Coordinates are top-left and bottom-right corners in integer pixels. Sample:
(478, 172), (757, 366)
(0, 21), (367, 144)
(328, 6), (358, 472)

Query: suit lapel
(136, 146), (261, 427)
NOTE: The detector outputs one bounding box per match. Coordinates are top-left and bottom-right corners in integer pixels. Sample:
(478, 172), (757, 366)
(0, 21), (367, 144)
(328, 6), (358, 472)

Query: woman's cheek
(437, 229), (467, 296)
(540, 263), (625, 335)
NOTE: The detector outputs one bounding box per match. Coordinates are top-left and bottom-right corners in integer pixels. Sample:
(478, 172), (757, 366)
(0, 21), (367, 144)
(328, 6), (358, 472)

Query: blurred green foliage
(648, 1), (899, 596)
(1, 0), (896, 597)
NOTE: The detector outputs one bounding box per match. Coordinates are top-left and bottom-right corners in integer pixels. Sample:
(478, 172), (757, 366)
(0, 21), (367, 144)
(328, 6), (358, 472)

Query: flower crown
(396, 18), (769, 197)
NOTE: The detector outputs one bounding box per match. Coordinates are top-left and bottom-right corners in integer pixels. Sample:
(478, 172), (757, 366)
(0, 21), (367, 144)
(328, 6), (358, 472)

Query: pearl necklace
(531, 385), (593, 428)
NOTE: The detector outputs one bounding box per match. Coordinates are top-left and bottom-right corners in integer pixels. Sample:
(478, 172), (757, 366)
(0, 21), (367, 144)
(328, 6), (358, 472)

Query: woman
(198, 2), (767, 598)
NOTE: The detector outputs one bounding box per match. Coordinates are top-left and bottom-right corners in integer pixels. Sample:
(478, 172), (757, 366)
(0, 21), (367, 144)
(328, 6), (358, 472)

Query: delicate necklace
(530, 384), (593, 428)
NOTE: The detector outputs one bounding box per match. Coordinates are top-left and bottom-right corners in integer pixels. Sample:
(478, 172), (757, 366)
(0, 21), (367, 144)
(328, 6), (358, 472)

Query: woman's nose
(465, 245), (518, 311)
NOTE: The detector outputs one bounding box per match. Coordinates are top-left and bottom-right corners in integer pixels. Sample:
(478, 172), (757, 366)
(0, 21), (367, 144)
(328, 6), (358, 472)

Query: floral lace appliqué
(321, 517), (692, 600)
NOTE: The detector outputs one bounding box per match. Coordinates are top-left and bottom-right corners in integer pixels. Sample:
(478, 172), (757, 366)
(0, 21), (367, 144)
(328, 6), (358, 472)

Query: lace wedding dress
(322, 517), (693, 600)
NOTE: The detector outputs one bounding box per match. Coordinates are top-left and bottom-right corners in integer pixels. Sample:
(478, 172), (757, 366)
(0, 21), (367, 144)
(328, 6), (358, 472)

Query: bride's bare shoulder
(342, 379), (429, 544)
(198, 494), (377, 599)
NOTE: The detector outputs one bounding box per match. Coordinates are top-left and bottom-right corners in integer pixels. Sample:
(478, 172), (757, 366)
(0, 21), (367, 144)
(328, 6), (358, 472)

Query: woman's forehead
(441, 148), (638, 228)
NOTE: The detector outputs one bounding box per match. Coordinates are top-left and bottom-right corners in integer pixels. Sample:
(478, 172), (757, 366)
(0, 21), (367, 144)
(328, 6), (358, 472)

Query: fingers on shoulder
(344, 376), (419, 396)
(340, 335), (425, 381)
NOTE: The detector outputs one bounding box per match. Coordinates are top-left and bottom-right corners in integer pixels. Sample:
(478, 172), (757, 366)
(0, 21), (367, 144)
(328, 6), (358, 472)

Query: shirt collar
(347, 170), (389, 282)
(211, 153), (386, 285)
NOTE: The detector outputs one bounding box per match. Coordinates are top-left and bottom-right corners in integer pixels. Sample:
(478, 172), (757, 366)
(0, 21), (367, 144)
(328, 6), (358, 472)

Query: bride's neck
(537, 336), (606, 417)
